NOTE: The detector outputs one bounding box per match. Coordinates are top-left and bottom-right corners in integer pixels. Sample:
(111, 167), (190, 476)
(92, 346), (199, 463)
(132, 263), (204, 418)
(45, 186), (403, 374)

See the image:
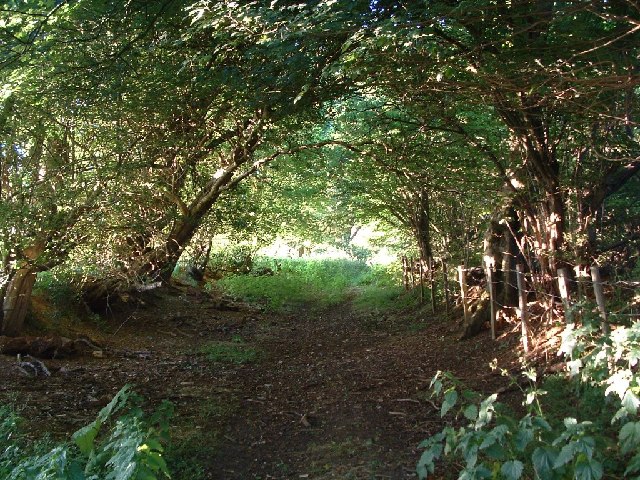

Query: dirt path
(0, 287), (517, 479)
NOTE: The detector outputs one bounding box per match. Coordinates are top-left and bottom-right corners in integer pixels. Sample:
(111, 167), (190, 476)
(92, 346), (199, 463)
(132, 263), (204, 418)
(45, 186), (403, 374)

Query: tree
(0, 0), (137, 334)
(321, 96), (500, 269)
(74, 0), (375, 302)
(342, 0), (639, 290)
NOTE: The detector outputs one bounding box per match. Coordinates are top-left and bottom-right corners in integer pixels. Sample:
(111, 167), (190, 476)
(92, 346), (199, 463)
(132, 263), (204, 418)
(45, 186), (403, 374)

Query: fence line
(458, 263), (640, 353)
(399, 256), (638, 343)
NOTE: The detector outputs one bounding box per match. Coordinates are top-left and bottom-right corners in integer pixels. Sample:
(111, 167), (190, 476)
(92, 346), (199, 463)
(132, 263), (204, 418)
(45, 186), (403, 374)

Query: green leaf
(479, 432), (496, 450)
(72, 386), (131, 457)
(554, 442), (577, 469)
(483, 442), (507, 461)
(72, 421), (102, 459)
(476, 394), (497, 429)
(463, 445), (479, 469)
(418, 432), (446, 449)
(431, 378), (443, 396)
(459, 464), (492, 480)
(620, 421), (640, 454)
(441, 390), (458, 417)
(416, 443), (443, 479)
(622, 391), (640, 417)
(514, 428), (533, 452)
(624, 452), (640, 476)
(531, 417), (552, 431)
(500, 460), (524, 480)
(464, 404), (478, 421)
(575, 458), (603, 480)
(532, 447), (557, 480)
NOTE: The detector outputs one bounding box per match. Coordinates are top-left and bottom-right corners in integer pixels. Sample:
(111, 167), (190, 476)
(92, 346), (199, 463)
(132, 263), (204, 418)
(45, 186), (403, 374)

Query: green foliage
(0, 404), (24, 478)
(33, 271), (81, 305)
(199, 337), (259, 364)
(352, 263), (418, 313)
(207, 244), (257, 276)
(214, 257), (368, 311)
(0, 386), (173, 480)
(418, 371), (609, 480)
(418, 317), (640, 479)
(540, 376), (617, 436)
(213, 257), (415, 313)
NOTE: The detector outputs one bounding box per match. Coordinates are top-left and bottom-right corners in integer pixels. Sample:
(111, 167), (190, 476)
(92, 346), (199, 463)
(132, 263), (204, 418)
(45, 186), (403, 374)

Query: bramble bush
(417, 310), (640, 480)
(1, 386), (173, 480)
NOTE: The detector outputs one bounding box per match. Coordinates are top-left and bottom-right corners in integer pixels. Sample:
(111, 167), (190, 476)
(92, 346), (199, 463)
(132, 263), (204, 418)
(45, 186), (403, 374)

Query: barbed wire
(401, 262), (639, 286)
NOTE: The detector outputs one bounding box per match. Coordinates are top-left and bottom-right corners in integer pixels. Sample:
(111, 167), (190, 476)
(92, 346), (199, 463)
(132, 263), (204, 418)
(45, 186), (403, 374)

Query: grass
(351, 264), (419, 313)
(212, 257), (418, 313)
(198, 336), (259, 364)
(213, 257), (365, 311)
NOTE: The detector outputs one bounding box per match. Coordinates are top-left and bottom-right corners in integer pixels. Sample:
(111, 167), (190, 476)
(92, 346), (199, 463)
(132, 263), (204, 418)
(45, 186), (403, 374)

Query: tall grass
(212, 257), (417, 312)
(351, 264), (418, 312)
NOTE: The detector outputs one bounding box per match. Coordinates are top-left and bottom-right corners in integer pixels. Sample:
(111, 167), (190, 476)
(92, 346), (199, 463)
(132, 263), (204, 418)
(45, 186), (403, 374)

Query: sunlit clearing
(257, 223), (398, 265)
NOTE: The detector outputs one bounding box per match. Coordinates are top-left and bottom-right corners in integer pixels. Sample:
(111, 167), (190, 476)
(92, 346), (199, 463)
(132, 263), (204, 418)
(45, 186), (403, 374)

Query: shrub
(1, 386), (173, 480)
(417, 314), (640, 480)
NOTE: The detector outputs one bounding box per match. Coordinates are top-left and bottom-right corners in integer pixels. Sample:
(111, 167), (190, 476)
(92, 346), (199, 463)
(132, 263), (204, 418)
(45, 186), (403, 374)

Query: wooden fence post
(557, 267), (572, 324)
(516, 264), (529, 353)
(458, 265), (470, 326)
(402, 256), (409, 291)
(419, 260), (424, 304)
(443, 260), (450, 317)
(591, 265), (610, 335)
(485, 259), (497, 340)
(574, 265), (587, 301)
(429, 256), (436, 314)
(410, 257), (416, 290)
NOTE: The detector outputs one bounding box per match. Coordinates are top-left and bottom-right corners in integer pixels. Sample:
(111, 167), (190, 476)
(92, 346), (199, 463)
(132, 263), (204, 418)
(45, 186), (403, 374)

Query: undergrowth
(30, 270), (84, 331)
(352, 263), (418, 312)
(199, 336), (259, 364)
(0, 385), (173, 480)
(417, 311), (640, 480)
(212, 257), (416, 312)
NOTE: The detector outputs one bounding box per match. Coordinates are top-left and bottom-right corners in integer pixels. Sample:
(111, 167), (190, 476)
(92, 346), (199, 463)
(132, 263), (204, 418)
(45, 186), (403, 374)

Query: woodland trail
(208, 296), (515, 479)
(0, 286), (516, 480)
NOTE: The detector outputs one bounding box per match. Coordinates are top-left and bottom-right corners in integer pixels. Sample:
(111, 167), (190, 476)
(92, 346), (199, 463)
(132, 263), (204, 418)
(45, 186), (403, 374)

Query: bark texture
(1, 267), (37, 336)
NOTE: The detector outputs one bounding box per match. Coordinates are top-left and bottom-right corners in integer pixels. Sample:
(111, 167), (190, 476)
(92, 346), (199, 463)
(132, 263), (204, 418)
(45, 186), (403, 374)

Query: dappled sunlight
(0, 0), (638, 478)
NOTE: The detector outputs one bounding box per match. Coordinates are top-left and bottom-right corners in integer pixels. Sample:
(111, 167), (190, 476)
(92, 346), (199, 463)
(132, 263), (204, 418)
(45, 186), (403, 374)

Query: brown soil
(0, 285), (525, 480)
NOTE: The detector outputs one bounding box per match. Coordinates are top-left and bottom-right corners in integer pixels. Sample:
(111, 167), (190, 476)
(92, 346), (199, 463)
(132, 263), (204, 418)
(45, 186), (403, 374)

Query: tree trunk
(460, 291), (490, 340)
(410, 187), (432, 262)
(577, 160), (640, 262)
(483, 200), (520, 309)
(1, 267), (37, 336)
(82, 118), (264, 305)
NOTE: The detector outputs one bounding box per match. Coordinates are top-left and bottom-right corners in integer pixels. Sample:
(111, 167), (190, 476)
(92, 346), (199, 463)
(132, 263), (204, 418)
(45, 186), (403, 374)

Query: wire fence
(401, 255), (640, 352)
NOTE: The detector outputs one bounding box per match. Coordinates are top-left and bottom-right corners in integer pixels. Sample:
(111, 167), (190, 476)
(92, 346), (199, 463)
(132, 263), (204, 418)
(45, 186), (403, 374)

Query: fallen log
(0, 335), (102, 359)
